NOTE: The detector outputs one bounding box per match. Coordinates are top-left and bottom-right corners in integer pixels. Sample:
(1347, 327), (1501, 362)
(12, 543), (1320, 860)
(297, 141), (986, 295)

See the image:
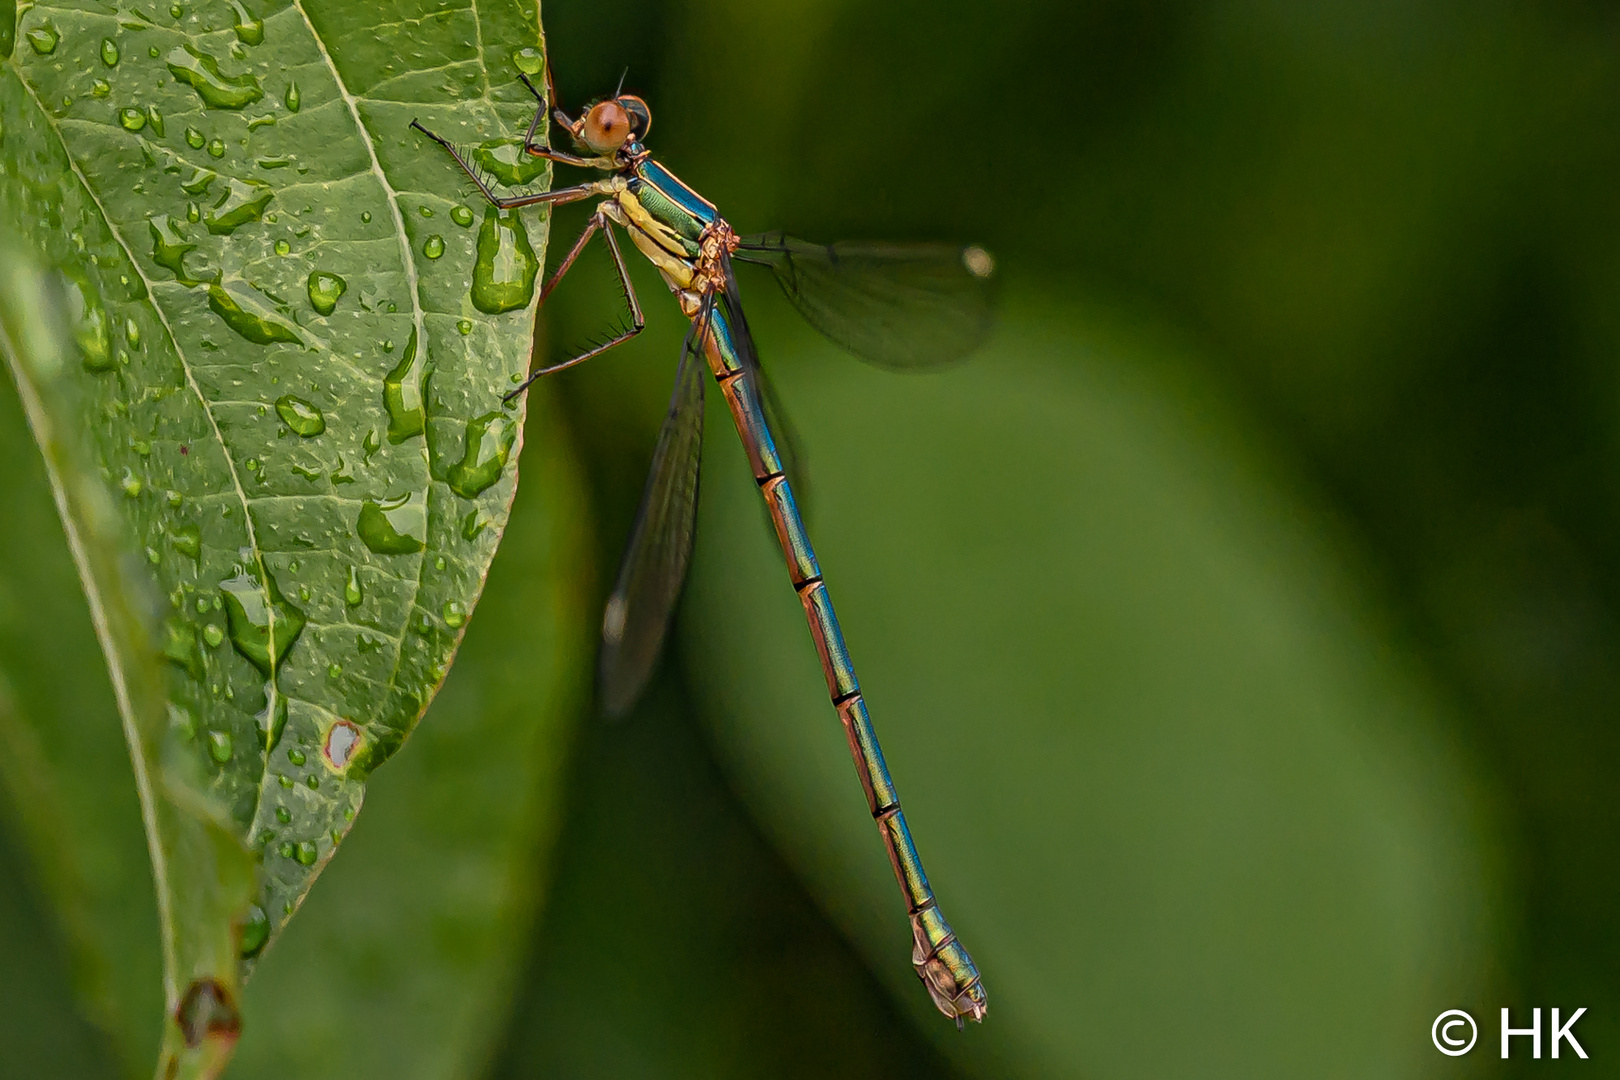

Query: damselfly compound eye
(617, 94), (652, 140)
(582, 100), (632, 153)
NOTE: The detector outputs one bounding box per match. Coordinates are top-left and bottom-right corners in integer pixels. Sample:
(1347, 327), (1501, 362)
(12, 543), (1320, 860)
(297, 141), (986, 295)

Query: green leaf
(682, 294), (1508, 1076)
(0, 1), (555, 1074)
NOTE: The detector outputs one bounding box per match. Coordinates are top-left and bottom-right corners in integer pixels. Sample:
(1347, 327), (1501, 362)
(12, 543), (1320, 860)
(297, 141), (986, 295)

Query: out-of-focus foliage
(7, 0), (1619, 1076)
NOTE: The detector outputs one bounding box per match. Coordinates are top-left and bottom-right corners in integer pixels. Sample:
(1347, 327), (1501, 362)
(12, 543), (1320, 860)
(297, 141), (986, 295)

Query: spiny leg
(504, 210), (645, 402)
(410, 119), (606, 210)
(515, 73), (599, 167)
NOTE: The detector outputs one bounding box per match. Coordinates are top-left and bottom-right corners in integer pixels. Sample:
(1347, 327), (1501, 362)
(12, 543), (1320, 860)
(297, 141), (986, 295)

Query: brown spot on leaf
(176, 978), (240, 1049)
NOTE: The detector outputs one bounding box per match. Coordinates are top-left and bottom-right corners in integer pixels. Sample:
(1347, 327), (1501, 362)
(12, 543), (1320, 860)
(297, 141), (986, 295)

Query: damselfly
(413, 63), (994, 1025)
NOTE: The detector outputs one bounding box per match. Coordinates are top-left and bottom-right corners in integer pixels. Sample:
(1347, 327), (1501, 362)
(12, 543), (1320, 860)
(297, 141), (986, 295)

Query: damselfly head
(578, 95), (652, 154)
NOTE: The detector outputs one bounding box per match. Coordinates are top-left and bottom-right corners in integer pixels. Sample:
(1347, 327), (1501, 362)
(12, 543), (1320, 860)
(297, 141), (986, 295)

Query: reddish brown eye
(582, 101), (631, 153)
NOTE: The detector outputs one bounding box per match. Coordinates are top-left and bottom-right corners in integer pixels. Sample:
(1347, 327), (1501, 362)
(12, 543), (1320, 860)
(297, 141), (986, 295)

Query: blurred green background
(7, 0), (1620, 1075)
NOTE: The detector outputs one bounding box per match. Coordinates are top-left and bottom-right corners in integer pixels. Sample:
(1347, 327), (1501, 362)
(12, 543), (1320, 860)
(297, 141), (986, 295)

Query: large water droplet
(344, 566), (363, 606)
(239, 904), (268, 957)
(27, 26), (58, 56)
(226, 0), (264, 45)
(275, 806), (291, 824)
(382, 327), (430, 443)
(185, 125), (205, 149)
(512, 46), (544, 75)
(422, 234), (444, 259)
(283, 79), (300, 112)
(92, 79), (111, 99)
(204, 177), (273, 234)
(357, 491), (427, 554)
(208, 284), (300, 345)
(275, 395), (325, 436)
(149, 214), (200, 285)
(295, 840), (318, 866)
(63, 277), (114, 371)
(447, 412), (517, 497)
(451, 205), (474, 227)
(118, 107), (147, 132)
(175, 979), (240, 1049)
(472, 140), (546, 187)
(219, 571), (306, 677)
(287, 748), (306, 766)
(202, 623), (224, 647)
(166, 43), (264, 109)
(100, 37), (120, 67)
(171, 523), (201, 560)
(306, 270), (345, 315)
(471, 208), (538, 314)
(207, 729), (233, 762)
(441, 601), (466, 629)
(207, 137), (226, 158)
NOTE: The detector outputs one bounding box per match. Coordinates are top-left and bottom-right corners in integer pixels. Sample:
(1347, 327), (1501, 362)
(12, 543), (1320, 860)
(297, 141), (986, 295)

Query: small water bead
(287, 748), (306, 766)
(186, 201), (200, 223)
(362, 429), (381, 460)
(306, 270), (346, 315)
(298, 586), (310, 602)
(207, 730), (233, 763)
(451, 205), (474, 227)
(344, 566), (363, 606)
(207, 138), (225, 158)
(186, 126), (204, 148)
(296, 841), (318, 866)
(434, 556), (447, 571)
(512, 46), (544, 75)
(423, 235), (444, 259)
(305, 774), (320, 790)
(442, 601), (466, 629)
(146, 547), (162, 565)
(168, 490), (185, 508)
(195, 598), (209, 614)
(381, 339), (394, 353)
(170, 3), (183, 17)
(275, 806), (291, 824)
(121, 471), (143, 497)
(278, 774), (293, 789)
(274, 239), (290, 256)
(118, 107), (147, 132)
(360, 211), (371, 224)
(172, 523), (201, 559)
(149, 46), (161, 59)
(419, 205), (434, 218)
(283, 79), (300, 112)
(327, 663), (341, 678)
(244, 459), (259, 472)
(202, 623), (224, 647)
(27, 26), (58, 56)
(101, 38), (120, 67)
(278, 841), (294, 859)
(239, 905), (269, 957)
(275, 395), (325, 437)
(458, 319), (472, 336)
(92, 80), (112, 99)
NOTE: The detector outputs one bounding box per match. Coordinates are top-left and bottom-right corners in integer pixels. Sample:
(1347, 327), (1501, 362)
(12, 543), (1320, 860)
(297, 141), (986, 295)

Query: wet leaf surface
(0, 1), (555, 1074)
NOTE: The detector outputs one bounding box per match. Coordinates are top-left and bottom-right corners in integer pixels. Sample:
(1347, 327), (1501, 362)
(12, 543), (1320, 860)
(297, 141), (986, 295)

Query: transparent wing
(734, 231), (997, 370)
(597, 303), (710, 717)
(717, 250), (811, 504)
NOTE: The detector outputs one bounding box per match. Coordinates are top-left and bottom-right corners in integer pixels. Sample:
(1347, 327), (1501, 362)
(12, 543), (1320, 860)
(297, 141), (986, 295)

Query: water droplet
(171, 523), (201, 559)
(274, 238), (290, 256)
(146, 106), (165, 136)
(207, 729), (233, 762)
(461, 510), (485, 540)
(274, 806), (291, 824)
(383, 327), (430, 442)
(208, 284), (300, 345)
(344, 566), (363, 606)
(205, 177), (272, 234)
(146, 546), (162, 565)
(226, 0), (264, 45)
(283, 79), (300, 112)
(278, 840), (294, 858)
(451, 205), (474, 227)
(423, 234), (444, 259)
(27, 26), (58, 56)
(118, 107), (147, 131)
(277, 774), (293, 789)
(323, 721), (361, 769)
(202, 623), (224, 647)
(100, 37), (120, 67)
(295, 840), (318, 866)
(149, 45), (160, 58)
(305, 774), (320, 790)
(166, 43), (265, 109)
(357, 491), (427, 555)
(306, 270), (346, 315)
(247, 113), (276, 131)
(473, 140), (546, 187)
(362, 429), (381, 460)
(175, 979), (239, 1049)
(92, 79), (112, 98)
(148, 214), (200, 285)
(275, 395), (325, 436)
(360, 210), (371, 224)
(382, 339), (395, 353)
(170, 3), (184, 18)
(185, 125), (205, 148)
(287, 748), (306, 766)
(457, 319), (472, 335)
(471, 208), (538, 314)
(179, 168), (218, 199)
(512, 46), (544, 75)
(239, 905), (268, 957)
(63, 277), (114, 371)
(207, 137), (226, 158)
(418, 205), (434, 218)
(219, 571), (306, 677)
(120, 470), (143, 497)
(168, 490), (185, 508)
(442, 601), (466, 628)
(433, 556), (446, 571)
(326, 662), (341, 678)
(447, 412), (517, 497)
